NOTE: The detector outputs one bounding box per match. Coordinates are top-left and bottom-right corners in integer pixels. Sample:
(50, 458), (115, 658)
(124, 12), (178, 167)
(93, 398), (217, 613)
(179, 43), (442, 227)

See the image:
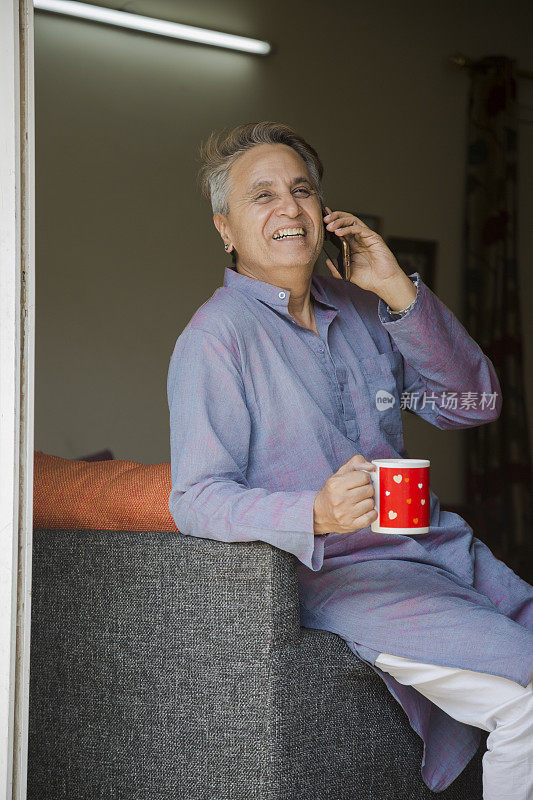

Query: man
(167, 121), (533, 798)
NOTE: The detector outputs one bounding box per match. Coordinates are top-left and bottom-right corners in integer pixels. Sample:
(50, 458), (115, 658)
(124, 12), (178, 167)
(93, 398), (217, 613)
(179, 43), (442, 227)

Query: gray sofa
(28, 528), (486, 799)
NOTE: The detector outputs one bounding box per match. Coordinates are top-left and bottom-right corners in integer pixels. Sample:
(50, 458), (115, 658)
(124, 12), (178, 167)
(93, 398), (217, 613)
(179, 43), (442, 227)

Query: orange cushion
(33, 451), (179, 532)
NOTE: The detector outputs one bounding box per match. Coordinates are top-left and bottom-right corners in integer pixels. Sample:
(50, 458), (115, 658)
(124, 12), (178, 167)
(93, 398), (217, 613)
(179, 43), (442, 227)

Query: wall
(34, 0), (533, 504)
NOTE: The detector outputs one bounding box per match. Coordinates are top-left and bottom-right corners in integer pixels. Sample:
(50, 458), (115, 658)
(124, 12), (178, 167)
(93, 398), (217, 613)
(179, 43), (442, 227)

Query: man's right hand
(313, 453), (377, 535)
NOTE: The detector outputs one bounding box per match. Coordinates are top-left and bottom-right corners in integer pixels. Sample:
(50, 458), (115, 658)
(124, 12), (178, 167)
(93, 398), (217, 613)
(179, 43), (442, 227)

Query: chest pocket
(360, 349), (404, 434)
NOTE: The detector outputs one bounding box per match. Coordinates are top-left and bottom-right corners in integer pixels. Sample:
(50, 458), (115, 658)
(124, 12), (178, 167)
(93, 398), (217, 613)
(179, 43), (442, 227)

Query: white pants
(375, 652), (533, 800)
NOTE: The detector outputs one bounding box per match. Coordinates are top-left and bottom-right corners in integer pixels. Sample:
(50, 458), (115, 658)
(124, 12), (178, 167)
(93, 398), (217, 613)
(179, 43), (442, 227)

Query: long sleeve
(377, 272), (502, 429)
(167, 325), (326, 571)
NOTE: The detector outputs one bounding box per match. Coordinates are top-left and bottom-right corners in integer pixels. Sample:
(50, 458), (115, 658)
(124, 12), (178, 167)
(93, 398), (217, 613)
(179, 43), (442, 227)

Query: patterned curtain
(462, 55), (533, 582)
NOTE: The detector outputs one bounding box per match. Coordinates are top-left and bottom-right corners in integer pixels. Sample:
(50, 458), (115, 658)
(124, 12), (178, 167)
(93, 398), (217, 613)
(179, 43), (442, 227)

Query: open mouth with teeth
(272, 227), (306, 240)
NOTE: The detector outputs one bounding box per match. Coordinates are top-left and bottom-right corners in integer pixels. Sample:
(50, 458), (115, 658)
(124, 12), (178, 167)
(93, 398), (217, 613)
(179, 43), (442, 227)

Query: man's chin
(269, 245), (319, 268)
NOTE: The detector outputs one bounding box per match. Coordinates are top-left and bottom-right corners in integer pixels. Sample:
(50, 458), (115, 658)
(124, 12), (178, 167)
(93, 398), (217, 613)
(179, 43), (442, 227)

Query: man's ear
(213, 213), (230, 244)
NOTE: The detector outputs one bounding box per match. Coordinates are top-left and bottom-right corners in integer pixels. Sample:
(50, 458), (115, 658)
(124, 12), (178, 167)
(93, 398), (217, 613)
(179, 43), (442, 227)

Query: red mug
(362, 458), (430, 535)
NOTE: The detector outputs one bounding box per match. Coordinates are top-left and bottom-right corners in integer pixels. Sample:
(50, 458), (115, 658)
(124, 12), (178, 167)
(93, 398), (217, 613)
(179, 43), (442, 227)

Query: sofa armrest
(28, 528), (303, 799)
(170, 531), (304, 657)
(30, 528), (302, 655)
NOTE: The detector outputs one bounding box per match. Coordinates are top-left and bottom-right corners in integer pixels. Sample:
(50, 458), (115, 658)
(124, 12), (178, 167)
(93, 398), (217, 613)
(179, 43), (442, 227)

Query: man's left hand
(323, 206), (416, 311)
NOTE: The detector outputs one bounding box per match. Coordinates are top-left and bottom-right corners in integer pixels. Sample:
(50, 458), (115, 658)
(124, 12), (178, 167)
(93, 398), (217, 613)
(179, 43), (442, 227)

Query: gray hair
(197, 121), (324, 216)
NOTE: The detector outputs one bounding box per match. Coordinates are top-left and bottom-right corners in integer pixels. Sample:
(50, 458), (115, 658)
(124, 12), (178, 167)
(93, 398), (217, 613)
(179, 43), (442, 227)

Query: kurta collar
(223, 265), (339, 311)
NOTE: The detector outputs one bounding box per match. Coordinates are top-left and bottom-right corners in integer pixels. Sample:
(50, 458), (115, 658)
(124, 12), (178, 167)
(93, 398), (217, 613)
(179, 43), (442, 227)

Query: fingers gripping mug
(362, 458), (430, 535)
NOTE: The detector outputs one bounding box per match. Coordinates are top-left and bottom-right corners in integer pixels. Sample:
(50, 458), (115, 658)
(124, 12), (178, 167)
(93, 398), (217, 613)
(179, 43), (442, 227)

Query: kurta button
(278, 291), (286, 299)
(319, 347), (324, 353)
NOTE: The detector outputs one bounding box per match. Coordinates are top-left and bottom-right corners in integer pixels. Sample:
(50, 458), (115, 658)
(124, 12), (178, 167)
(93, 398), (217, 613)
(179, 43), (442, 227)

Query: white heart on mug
(388, 510), (398, 520)
(418, 483), (423, 488)
(393, 475), (402, 484)
(385, 490), (390, 495)
(421, 499), (425, 505)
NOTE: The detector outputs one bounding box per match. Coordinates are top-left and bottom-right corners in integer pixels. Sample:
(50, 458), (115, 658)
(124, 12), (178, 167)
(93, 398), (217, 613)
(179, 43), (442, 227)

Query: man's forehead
(233, 144), (309, 180)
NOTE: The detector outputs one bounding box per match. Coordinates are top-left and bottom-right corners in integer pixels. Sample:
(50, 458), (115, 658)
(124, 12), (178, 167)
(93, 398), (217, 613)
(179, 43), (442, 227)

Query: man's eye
(254, 188), (311, 201)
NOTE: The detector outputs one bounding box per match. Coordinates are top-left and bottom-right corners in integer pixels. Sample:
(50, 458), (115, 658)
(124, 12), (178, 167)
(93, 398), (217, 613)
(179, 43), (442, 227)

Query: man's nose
(275, 191), (300, 217)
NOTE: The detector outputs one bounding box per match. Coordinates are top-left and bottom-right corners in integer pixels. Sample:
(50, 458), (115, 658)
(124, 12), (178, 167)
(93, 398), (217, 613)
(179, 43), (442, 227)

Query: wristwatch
(386, 275), (419, 319)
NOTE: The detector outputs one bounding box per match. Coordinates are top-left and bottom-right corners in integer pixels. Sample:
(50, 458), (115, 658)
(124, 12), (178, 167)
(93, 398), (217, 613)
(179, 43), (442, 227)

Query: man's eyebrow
(246, 176), (314, 194)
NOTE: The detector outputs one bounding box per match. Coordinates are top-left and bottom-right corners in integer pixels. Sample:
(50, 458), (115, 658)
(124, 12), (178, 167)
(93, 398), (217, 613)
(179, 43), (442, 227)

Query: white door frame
(0, 1), (35, 798)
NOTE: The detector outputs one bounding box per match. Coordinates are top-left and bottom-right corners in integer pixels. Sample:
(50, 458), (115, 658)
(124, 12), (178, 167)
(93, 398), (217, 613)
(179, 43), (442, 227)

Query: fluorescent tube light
(33, 0), (272, 55)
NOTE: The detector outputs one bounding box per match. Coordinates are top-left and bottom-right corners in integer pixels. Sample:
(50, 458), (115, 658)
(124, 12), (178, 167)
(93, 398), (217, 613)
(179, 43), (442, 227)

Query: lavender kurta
(167, 264), (533, 792)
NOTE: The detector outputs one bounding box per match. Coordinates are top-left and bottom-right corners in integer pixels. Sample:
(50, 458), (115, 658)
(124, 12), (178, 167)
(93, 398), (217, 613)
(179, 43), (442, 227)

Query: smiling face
(213, 143), (324, 277)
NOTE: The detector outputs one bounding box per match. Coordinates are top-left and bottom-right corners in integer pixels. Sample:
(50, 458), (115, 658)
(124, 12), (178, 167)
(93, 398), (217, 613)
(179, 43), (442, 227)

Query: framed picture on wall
(385, 236), (437, 292)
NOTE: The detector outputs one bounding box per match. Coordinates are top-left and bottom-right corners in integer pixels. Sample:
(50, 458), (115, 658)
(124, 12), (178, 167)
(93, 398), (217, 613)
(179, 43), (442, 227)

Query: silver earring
(224, 244), (229, 251)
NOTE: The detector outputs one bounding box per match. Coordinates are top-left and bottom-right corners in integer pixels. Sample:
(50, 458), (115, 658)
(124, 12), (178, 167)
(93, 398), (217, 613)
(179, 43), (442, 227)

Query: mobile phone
(322, 208), (351, 281)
